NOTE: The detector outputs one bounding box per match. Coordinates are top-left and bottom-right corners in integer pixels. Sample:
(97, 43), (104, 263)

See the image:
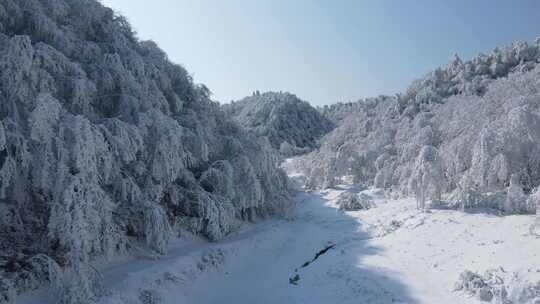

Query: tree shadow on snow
(280, 190), (419, 304)
(461, 207), (504, 217)
(181, 189), (419, 304)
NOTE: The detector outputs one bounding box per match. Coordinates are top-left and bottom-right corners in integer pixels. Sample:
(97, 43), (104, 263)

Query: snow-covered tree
(143, 203), (172, 254)
(503, 174), (529, 214)
(408, 146), (444, 210)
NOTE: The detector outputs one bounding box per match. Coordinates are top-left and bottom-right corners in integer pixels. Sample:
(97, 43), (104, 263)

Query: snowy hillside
(299, 41), (540, 215)
(15, 161), (539, 304)
(223, 91), (334, 156)
(0, 1), (291, 302)
(2, 1), (540, 304)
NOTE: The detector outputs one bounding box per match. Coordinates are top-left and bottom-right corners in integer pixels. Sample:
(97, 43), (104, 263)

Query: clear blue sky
(100, 0), (540, 106)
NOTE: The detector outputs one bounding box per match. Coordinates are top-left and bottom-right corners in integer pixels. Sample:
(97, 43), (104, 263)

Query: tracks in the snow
(289, 243), (336, 285)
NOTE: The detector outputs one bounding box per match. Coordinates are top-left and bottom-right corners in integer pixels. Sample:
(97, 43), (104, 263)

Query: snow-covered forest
(0, 0), (291, 302)
(301, 43), (540, 214)
(223, 91), (334, 156)
(1, 0), (540, 304)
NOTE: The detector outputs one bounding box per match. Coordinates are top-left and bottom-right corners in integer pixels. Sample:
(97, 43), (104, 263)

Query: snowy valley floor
(19, 183), (540, 304)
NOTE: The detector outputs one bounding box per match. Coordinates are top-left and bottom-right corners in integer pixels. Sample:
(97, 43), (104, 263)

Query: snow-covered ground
(18, 168), (540, 304)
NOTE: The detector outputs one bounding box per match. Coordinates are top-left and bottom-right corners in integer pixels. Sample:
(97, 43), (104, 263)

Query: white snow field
(19, 167), (540, 304)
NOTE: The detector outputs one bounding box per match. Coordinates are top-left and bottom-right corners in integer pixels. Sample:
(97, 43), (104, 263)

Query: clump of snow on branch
(336, 192), (374, 211)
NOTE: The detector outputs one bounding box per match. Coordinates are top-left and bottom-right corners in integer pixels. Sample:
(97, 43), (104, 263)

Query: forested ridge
(224, 91), (334, 156)
(0, 1), (291, 302)
(301, 40), (540, 214)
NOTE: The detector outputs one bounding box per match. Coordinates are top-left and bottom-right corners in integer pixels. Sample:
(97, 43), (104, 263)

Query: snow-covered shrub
(48, 175), (120, 265)
(502, 174), (530, 214)
(336, 192), (373, 211)
(139, 289), (163, 304)
(12, 254), (62, 295)
(1, 254), (62, 304)
(449, 188), (505, 211)
(455, 269), (540, 303)
(454, 270), (506, 302)
(432, 177), (532, 213)
(511, 282), (540, 304)
(57, 265), (104, 304)
(196, 192), (238, 241)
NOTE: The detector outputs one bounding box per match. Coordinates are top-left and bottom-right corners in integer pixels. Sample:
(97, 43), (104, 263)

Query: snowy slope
(18, 162), (540, 304)
(299, 41), (540, 217)
(0, 1), (291, 301)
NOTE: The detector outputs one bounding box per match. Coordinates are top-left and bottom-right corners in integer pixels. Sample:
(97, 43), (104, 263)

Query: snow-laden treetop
(224, 91), (334, 155)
